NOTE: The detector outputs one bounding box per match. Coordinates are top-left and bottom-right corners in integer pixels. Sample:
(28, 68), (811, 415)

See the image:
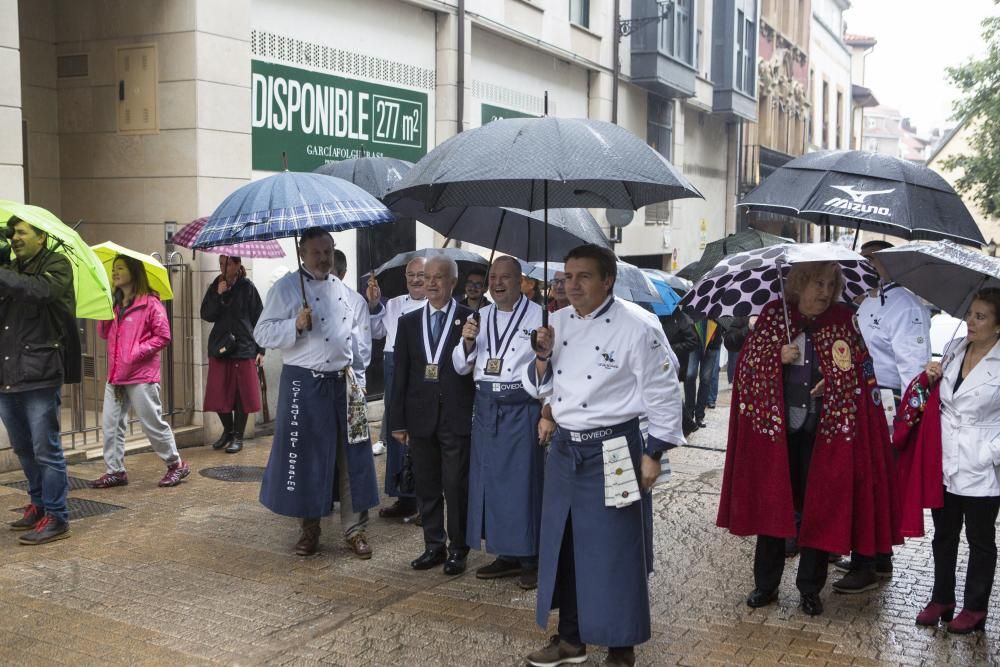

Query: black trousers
(931, 490), (1000, 611)
(753, 428), (828, 594)
(409, 413), (470, 556)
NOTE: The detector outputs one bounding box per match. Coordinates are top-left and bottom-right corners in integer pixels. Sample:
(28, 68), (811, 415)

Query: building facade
(807, 0), (849, 153)
(1, 0), (757, 460)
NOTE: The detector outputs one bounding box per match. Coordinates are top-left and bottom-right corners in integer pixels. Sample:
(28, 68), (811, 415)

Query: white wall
(809, 4), (852, 152)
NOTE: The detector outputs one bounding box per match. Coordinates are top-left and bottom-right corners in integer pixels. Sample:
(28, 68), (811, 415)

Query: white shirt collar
(574, 294), (614, 320)
(428, 299), (452, 315)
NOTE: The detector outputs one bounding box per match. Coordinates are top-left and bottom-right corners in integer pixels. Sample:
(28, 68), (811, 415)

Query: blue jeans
(685, 347), (720, 422)
(0, 387), (69, 522)
(707, 353), (721, 405)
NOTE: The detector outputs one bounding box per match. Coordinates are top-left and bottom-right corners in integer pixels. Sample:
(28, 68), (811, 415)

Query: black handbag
(216, 332), (238, 357)
(396, 447), (415, 495)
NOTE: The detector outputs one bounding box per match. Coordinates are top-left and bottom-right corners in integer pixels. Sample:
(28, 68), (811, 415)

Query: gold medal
(424, 364), (439, 382)
(484, 358), (502, 375)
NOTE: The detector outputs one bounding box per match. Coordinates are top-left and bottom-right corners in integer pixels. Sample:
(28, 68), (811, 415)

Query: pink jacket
(98, 293), (171, 385)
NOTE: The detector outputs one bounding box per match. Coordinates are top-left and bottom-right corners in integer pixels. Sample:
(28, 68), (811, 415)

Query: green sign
(251, 60), (428, 171)
(481, 103), (537, 125)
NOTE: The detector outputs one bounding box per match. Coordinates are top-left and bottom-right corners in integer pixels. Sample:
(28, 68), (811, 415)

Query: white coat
(939, 337), (1000, 497)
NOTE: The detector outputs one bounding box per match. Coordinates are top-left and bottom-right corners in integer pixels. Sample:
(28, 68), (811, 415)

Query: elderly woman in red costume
(717, 261), (901, 616)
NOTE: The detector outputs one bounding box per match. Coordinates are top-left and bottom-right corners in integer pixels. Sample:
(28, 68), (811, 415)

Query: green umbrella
(0, 200), (114, 319)
(677, 228), (794, 282)
(91, 241), (174, 301)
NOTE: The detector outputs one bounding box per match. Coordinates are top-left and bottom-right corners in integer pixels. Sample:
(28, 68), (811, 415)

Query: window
(569, 0), (589, 29)
(821, 80), (829, 148)
(836, 91), (844, 148)
(646, 95), (674, 222)
(660, 0), (695, 66)
(735, 8), (756, 94)
(864, 137), (878, 152)
(865, 116), (877, 129)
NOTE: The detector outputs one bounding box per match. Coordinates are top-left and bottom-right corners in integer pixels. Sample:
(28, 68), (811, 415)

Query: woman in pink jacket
(89, 255), (190, 488)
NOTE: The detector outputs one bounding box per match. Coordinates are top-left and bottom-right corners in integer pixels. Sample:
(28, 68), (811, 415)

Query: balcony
(629, 0), (697, 99)
(711, 0), (759, 121)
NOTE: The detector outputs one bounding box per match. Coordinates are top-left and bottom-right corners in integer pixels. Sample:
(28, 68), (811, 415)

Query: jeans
(101, 383), (180, 473)
(707, 353), (721, 405)
(0, 387), (69, 522)
(684, 347), (720, 421)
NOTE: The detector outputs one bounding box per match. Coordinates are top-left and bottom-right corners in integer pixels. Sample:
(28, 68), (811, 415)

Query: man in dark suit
(391, 255), (475, 575)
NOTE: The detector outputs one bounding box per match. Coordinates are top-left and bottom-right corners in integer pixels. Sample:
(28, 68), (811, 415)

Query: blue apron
(260, 365), (379, 518)
(536, 418), (654, 647)
(381, 350), (415, 498)
(467, 381), (544, 558)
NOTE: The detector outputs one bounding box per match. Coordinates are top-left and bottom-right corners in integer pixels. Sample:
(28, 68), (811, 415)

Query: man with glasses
(368, 257), (427, 520)
(460, 266), (491, 311)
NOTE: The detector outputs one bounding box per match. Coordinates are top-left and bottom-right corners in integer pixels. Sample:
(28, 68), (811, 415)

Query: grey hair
(425, 254), (459, 279)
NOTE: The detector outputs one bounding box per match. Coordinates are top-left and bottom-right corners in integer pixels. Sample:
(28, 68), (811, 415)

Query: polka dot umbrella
(680, 242), (879, 322)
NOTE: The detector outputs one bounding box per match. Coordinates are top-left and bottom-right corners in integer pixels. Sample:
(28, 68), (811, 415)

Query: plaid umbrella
(173, 218), (284, 258)
(192, 171), (393, 248)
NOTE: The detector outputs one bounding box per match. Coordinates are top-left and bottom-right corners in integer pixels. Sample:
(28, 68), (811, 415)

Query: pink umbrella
(173, 218), (285, 258)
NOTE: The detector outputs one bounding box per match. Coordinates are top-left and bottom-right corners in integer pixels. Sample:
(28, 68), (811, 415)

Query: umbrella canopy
(642, 268), (692, 294)
(173, 218), (284, 258)
(644, 272), (682, 316)
(91, 241), (174, 301)
(681, 242), (879, 320)
(874, 240), (1000, 318)
(314, 157), (413, 199)
(373, 248), (488, 299)
(390, 201), (610, 261)
(528, 261), (663, 305)
(385, 116), (703, 211)
(677, 228), (793, 282)
(0, 200), (113, 319)
(192, 171), (394, 249)
(737, 150), (986, 247)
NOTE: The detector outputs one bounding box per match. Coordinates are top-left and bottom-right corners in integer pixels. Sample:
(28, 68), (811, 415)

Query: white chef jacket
(522, 295), (686, 451)
(254, 269), (364, 379)
(344, 286), (373, 384)
(856, 283), (931, 391)
(452, 296), (543, 382)
(370, 294), (426, 353)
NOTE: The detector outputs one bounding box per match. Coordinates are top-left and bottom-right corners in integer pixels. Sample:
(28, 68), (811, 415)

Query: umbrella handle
(777, 260), (792, 344)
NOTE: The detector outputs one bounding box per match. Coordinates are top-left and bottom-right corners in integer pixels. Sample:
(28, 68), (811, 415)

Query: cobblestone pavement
(0, 387), (997, 666)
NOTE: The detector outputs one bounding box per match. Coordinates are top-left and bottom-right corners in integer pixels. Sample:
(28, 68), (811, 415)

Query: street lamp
(611, 0), (674, 124)
(988, 239), (998, 257)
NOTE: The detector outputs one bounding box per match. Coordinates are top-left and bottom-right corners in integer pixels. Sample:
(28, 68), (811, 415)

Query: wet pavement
(0, 387), (996, 666)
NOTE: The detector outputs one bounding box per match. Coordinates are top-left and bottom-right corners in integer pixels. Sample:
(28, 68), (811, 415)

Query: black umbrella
(738, 150), (986, 247)
(385, 113), (703, 325)
(313, 157), (413, 199)
(372, 248), (488, 299)
(389, 200), (609, 261)
(677, 228), (793, 282)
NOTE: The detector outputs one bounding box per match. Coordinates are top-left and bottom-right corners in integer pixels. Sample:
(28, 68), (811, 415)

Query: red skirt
(204, 357), (262, 413)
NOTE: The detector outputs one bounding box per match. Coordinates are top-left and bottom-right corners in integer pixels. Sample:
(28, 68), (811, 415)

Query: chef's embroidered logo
(598, 351), (619, 369)
(823, 185), (894, 217)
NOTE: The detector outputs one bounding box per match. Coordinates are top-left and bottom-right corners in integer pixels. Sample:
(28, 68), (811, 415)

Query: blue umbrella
(643, 272), (682, 316)
(192, 171), (393, 248)
(192, 170), (394, 309)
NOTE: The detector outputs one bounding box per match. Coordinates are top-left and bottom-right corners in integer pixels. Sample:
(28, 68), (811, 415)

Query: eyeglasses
(405, 272), (425, 279)
(551, 278), (566, 286)
(465, 281), (484, 289)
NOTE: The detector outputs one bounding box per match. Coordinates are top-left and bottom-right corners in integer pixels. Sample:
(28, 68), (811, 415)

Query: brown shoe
(295, 518), (321, 556)
(378, 499), (417, 519)
(603, 647), (635, 667)
(525, 635), (587, 667)
(346, 533), (372, 560)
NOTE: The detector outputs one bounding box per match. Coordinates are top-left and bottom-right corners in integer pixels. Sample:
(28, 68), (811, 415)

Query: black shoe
(875, 554), (893, 578)
(832, 568), (879, 594)
(379, 499), (418, 519)
(707, 403), (716, 409)
(604, 646), (636, 667)
(696, 420), (708, 428)
(18, 514), (70, 545)
(443, 552), (467, 575)
(519, 568), (538, 590)
(800, 593), (823, 616)
(475, 557), (521, 580)
(211, 432), (232, 450)
(831, 557), (852, 573)
(411, 548), (446, 570)
(225, 437), (243, 454)
(746, 588), (778, 608)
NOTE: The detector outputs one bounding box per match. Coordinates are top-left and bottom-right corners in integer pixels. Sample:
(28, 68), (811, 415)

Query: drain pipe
(457, 0), (465, 134)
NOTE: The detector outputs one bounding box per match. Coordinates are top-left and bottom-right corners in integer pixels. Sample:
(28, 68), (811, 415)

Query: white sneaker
(372, 440), (386, 456)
